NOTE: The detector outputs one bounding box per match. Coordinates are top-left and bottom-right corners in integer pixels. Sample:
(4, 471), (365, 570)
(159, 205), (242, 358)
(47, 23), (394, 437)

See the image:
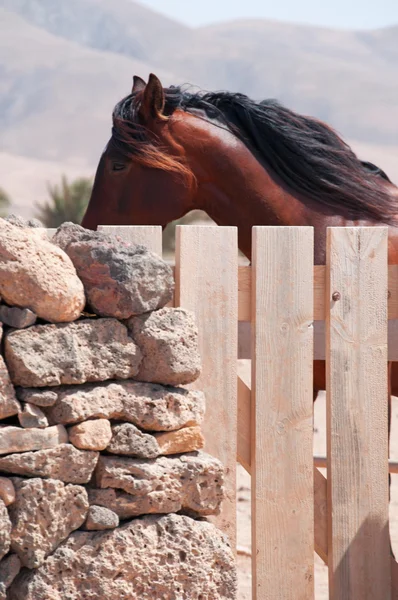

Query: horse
(81, 72), (398, 396)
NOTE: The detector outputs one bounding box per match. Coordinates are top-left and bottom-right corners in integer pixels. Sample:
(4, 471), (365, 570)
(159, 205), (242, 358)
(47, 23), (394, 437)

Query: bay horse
(81, 72), (398, 397)
(82, 75), (398, 552)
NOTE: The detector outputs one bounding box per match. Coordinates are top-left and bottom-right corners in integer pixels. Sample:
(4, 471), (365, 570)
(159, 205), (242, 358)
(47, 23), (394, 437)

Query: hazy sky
(137, 0), (398, 29)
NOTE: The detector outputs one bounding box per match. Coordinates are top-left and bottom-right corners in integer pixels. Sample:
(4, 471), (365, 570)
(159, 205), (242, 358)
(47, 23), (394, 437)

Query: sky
(137, 0), (398, 30)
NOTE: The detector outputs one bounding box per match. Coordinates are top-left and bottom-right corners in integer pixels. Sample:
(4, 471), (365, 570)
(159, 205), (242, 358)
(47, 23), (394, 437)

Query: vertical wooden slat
(326, 227), (390, 600)
(175, 225), (238, 548)
(97, 225), (162, 255)
(251, 226), (314, 600)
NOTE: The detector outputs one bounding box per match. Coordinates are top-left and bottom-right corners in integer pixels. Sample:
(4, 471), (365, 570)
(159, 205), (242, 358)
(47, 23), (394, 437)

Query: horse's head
(82, 74), (198, 230)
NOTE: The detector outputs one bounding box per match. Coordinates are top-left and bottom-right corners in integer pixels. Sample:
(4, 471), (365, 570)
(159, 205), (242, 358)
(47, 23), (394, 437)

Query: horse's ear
(132, 75), (146, 93)
(139, 73), (166, 121)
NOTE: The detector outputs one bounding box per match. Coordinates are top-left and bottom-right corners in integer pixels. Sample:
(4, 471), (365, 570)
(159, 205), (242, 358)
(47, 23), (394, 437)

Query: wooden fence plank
(326, 227), (390, 600)
(97, 225), (162, 255)
(251, 226), (314, 600)
(174, 225), (238, 548)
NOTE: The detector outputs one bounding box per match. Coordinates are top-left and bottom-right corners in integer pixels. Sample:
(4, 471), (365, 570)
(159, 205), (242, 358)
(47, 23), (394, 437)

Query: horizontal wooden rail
(237, 264), (398, 322)
(314, 455), (398, 474)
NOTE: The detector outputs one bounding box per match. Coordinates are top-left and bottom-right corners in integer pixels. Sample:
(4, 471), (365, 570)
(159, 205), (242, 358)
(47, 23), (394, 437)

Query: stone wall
(0, 218), (237, 599)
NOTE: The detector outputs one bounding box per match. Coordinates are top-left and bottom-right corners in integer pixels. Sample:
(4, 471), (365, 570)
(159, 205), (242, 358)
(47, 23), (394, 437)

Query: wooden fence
(93, 224), (396, 600)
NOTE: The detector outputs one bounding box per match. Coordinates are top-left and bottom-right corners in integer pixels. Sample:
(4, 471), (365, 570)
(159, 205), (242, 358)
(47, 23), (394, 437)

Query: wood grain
(174, 225), (238, 548)
(251, 226), (314, 599)
(326, 227), (390, 600)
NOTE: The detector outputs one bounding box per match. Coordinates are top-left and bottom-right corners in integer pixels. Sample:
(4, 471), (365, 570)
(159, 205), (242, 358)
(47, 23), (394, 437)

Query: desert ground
(236, 391), (398, 599)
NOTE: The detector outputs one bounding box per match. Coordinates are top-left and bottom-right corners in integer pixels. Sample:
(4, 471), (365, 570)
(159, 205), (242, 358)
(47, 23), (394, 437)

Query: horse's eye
(112, 163), (126, 172)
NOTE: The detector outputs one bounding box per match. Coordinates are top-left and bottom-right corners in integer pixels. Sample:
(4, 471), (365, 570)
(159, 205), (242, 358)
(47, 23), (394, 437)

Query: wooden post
(174, 225), (238, 549)
(251, 226), (314, 599)
(326, 227), (390, 600)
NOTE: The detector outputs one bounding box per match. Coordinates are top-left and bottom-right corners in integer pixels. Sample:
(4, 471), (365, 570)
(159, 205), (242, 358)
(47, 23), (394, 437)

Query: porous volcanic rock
(9, 477), (89, 568)
(18, 403), (48, 428)
(45, 380), (205, 431)
(83, 505), (119, 531)
(93, 451), (224, 517)
(107, 423), (204, 458)
(0, 305), (36, 329)
(128, 307), (201, 386)
(16, 388), (58, 407)
(0, 356), (21, 419)
(0, 219), (85, 322)
(68, 419), (112, 451)
(0, 500), (11, 561)
(0, 424), (68, 455)
(0, 554), (21, 600)
(53, 222), (174, 319)
(4, 214), (42, 228)
(0, 445), (98, 484)
(0, 477), (15, 506)
(4, 318), (141, 387)
(8, 514), (237, 600)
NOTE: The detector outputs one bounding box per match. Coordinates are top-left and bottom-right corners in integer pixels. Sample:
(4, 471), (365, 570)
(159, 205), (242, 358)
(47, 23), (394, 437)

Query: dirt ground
(236, 391), (398, 599)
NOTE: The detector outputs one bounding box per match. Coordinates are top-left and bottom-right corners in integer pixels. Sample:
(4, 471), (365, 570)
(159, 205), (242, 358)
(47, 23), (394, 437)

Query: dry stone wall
(0, 218), (237, 599)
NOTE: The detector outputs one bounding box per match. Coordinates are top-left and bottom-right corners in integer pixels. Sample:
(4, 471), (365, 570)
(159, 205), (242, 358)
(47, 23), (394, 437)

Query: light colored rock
(0, 218), (85, 323)
(53, 222), (174, 319)
(0, 305), (36, 329)
(83, 505), (119, 531)
(16, 388), (58, 407)
(4, 214), (42, 228)
(0, 425), (68, 455)
(0, 500), (11, 561)
(0, 477), (15, 506)
(9, 477), (89, 568)
(0, 356), (20, 419)
(107, 423), (204, 458)
(128, 307), (201, 386)
(68, 419), (112, 451)
(8, 514), (237, 600)
(0, 444), (98, 484)
(5, 319), (141, 387)
(0, 554), (21, 600)
(45, 380), (205, 431)
(18, 403), (48, 428)
(94, 451), (224, 518)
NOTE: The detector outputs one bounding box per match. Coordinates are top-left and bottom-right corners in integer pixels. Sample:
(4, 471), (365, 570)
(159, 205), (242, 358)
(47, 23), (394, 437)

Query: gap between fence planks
(251, 226), (314, 600)
(174, 225), (238, 549)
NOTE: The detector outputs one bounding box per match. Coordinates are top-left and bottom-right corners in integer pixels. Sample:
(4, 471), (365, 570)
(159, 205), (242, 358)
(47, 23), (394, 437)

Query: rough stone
(4, 214), (43, 228)
(107, 423), (204, 458)
(5, 318), (141, 387)
(9, 477), (89, 568)
(83, 505), (119, 531)
(8, 514), (237, 600)
(16, 388), (58, 407)
(128, 307), (201, 386)
(0, 218), (85, 323)
(68, 419), (112, 451)
(45, 380), (205, 431)
(93, 451), (224, 518)
(0, 477), (16, 506)
(53, 222), (174, 319)
(18, 403), (48, 428)
(0, 444), (98, 484)
(0, 500), (11, 561)
(0, 554), (21, 600)
(0, 305), (36, 329)
(0, 356), (21, 419)
(0, 425), (68, 455)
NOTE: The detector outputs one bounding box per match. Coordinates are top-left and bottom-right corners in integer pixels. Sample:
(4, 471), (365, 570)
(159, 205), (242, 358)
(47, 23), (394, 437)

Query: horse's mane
(112, 85), (396, 223)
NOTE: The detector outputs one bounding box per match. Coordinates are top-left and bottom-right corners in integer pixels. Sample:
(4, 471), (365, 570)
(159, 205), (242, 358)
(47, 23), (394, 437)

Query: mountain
(0, 0), (397, 216)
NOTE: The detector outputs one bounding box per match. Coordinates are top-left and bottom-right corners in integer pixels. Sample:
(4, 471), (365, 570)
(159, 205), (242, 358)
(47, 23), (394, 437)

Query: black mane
(161, 86), (396, 223)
